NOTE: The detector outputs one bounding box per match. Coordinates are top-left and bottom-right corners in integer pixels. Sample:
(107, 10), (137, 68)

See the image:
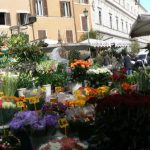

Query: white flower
(87, 67), (112, 75)
(2, 102), (16, 109)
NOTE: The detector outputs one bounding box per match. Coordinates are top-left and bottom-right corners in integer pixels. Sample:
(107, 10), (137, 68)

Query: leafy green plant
(68, 49), (80, 64)
(8, 32), (28, 49)
(1, 74), (18, 96)
(17, 72), (37, 89)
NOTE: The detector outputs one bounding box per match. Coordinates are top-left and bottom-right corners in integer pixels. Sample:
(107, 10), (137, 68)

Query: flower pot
(42, 84), (51, 100)
(17, 88), (26, 97)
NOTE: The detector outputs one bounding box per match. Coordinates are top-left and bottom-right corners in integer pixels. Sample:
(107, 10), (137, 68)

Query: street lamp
(83, 8), (90, 56)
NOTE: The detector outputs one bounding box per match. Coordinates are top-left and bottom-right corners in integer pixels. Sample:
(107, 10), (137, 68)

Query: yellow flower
(97, 85), (109, 96)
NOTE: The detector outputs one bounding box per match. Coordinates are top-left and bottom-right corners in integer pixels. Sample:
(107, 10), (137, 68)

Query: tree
(79, 30), (103, 41)
(130, 40), (140, 54)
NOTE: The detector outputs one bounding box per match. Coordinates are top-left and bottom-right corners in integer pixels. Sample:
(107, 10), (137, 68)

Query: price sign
(58, 118), (69, 128)
(28, 97), (40, 104)
(55, 87), (63, 93)
(17, 101), (24, 108)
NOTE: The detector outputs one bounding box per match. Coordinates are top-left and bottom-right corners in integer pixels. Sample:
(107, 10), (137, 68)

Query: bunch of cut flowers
(70, 59), (92, 83)
(9, 111), (58, 136)
(87, 66), (112, 87)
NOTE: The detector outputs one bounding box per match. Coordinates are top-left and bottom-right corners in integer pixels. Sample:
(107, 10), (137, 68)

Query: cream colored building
(0, 0), (92, 43)
(0, 0), (33, 38)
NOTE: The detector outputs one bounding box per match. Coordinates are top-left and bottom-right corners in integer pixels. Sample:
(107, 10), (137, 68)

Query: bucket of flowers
(70, 60), (92, 93)
(87, 67), (112, 88)
(9, 111), (59, 150)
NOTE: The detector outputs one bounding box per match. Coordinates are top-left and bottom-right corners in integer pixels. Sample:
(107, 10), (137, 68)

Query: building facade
(0, 0), (92, 43)
(91, 0), (150, 46)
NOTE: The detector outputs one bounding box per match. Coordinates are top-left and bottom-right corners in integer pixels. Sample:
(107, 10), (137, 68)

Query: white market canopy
(130, 14), (150, 38)
(103, 37), (131, 47)
(80, 38), (111, 47)
(80, 38), (130, 47)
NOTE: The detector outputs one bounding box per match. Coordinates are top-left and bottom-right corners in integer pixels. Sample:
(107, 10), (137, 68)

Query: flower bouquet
(87, 67), (112, 87)
(0, 97), (17, 125)
(74, 86), (98, 102)
(70, 59), (92, 83)
(9, 111), (59, 150)
(66, 105), (95, 140)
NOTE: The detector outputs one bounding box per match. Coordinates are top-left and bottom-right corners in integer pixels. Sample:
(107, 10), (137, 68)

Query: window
(116, 16), (118, 30)
(79, 0), (88, 4)
(98, 9), (102, 25)
(36, 0), (48, 16)
(17, 13), (29, 25)
(0, 12), (11, 25)
(109, 13), (112, 29)
(38, 30), (47, 39)
(60, 1), (71, 17)
(121, 19), (124, 32)
(66, 30), (73, 43)
(126, 22), (128, 33)
(81, 16), (88, 31)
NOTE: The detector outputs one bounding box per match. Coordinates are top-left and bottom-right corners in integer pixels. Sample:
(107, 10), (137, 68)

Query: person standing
(103, 54), (111, 66)
(124, 53), (132, 75)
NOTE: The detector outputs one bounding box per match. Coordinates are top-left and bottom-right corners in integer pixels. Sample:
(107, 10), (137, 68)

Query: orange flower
(121, 82), (131, 91)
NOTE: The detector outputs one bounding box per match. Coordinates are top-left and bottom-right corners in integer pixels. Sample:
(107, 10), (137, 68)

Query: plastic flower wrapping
(65, 105), (95, 123)
(74, 87), (98, 100)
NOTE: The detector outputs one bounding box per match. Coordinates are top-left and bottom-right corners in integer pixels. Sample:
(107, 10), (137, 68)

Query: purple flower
(44, 115), (58, 126)
(31, 118), (46, 131)
(9, 111), (39, 130)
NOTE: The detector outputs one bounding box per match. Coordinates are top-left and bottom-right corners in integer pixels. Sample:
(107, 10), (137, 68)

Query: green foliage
(1, 74), (18, 96)
(8, 32), (29, 48)
(51, 64), (68, 87)
(17, 72), (36, 89)
(130, 40), (140, 54)
(68, 49), (80, 64)
(0, 32), (8, 46)
(13, 43), (44, 63)
(79, 30), (103, 41)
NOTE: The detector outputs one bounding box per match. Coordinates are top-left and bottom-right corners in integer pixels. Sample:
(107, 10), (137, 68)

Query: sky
(140, 0), (150, 11)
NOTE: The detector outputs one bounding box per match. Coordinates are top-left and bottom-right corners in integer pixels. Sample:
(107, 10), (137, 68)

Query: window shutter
(60, 1), (64, 17)
(16, 13), (20, 25)
(6, 13), (11, 25)
(66, 30), (73, 43)
(69, 2), (72, 17)
(38, 30), (47, 39)
(32, 0), (36, 16)
(43, 0), (48, 16)
(81, 16), (87, 31)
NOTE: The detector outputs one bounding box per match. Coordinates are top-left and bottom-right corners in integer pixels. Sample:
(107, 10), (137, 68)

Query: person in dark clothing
(103, 54), (111, 66)
(124, 53), (132, 75)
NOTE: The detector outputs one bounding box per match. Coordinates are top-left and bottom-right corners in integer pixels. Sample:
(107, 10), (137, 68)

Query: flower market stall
(0, 33), (150, 150)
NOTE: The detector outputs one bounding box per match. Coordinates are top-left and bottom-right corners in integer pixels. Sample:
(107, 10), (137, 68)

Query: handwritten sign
(17, 101), (24, 108)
